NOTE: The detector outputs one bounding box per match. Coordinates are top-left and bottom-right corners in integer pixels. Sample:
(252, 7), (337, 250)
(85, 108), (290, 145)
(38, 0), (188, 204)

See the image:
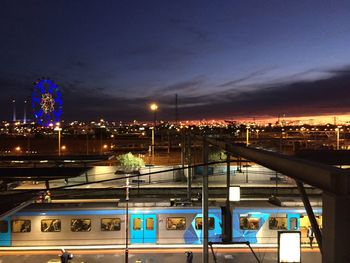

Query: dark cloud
(154, 76), (205, 96)
(2, 65), (350, 122)
(172, 66), (350, 119)
(218, 68), (275, 88)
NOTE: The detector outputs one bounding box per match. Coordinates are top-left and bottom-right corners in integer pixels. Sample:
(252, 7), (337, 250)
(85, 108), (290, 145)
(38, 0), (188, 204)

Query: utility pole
(125, 177), (130, 263)
(175, 94), (178, 126)
(221, 144), (233, 242)
(187, 133), (192, 201)
(336, 127), (340, 150)
(23, 100), (27, 124)
(246, 126), (249, 146)
(202, 137), (209, 263)
(226, 148), (230, 211)
(12, 99), (16, 122)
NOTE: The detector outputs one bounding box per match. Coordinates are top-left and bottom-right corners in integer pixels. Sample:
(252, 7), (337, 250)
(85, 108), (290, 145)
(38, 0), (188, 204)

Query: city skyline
(1, 1), (350, 122)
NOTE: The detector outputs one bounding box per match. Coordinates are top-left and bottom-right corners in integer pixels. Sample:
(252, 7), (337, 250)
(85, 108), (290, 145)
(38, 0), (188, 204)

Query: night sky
(1, 1), (350, 122)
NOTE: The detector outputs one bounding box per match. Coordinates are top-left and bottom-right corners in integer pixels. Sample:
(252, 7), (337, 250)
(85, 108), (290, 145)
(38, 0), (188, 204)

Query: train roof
(14, 200), (322, 215)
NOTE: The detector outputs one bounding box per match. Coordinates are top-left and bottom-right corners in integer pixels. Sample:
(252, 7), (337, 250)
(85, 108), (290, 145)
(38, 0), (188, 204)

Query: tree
(116, 152), (144, 173)
(208, 150), (227, 163)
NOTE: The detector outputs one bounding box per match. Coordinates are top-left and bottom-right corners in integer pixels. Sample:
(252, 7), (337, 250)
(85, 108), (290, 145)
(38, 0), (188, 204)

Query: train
(0, 203), (322, 247)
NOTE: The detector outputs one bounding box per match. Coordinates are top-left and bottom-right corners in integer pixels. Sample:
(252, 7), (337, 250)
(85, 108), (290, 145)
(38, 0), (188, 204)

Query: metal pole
(187, 134), (192, 201)
(58, 128), (61, 156)
(125, 177), (129, 263)
(12, 99), (16, 122)
(226, 147), (230, 210)
(86, 129), (89, 155)
(151, 128), (155, 159)
(209, 243), (217, 263)
(247, 242), (262, 263)
(246, 127), (249, 146)
(100, 128), (103, 154)
(336, 128), (340, 150)
(296, 180), (322, 252)
(23, 100), (27, 124)
(181, 131), (185, 179)
(153, 111), (156, 159)
(202, 137), (209, 263)
(167, 130), (170, 154)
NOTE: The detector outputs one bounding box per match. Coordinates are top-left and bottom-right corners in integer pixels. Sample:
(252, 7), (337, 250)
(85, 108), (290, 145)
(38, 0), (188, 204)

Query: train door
(287, 213), (300, 231)
(130, 214), (157, 244)
(0, 218), (11, 246)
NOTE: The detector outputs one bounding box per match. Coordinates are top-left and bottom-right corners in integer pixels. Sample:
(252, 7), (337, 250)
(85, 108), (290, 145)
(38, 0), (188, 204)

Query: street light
(335, 127), (341, 150)
(15, 146), (21, 154)
(125, 176), (130, 263)
(149, 103), (158, 159)
(246, 126), (249, 146)
(54, 123), (62, 156)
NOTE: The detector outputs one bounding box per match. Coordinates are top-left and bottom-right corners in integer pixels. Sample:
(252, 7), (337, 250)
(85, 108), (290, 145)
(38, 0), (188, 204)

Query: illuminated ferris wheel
(32, 78), (63, 126)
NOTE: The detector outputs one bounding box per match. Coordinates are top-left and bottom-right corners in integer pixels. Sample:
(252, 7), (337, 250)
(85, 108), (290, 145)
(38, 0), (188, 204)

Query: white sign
(229, 186), (240, 201)
(278, 231), (301, 263)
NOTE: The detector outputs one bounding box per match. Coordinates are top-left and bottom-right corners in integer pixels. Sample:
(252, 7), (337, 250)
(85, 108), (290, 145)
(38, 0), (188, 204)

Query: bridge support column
(322, 193), (350, 263)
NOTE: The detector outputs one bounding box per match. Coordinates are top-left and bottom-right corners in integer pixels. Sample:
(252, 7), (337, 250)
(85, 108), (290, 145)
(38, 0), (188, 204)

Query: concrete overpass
(204, 138), (350, 263)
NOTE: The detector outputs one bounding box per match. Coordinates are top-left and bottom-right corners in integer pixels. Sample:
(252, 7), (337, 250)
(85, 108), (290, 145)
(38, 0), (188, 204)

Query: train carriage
(0, 204), (322, 247)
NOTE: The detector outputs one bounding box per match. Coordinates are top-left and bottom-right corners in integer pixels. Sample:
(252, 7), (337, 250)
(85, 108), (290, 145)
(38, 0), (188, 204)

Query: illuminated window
(71, 219), (91, 232)
(195, 217), (215, 230)
(239, 217), (259, 230)
(289, 217), (298, 230)
(300, 215), (322, 230)
(146, 218), (154, 230)
(12, 220), (31, 233)
(269, 217), (287, 230)
(133, 218), (142, 230)
(41, 219), (61, 232)
(101, 218), (121, 231)
(166, 217), (186, 230)
(0, 221), (8, 233)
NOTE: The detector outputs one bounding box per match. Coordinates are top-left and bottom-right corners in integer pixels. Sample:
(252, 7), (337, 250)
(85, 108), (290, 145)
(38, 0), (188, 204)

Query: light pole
(246, 126), (249, 146)
(149, 103), (158, 160)
(54, 123), (62, 156)
(125, 176), (130, 263)
(336, 127), (340, 150)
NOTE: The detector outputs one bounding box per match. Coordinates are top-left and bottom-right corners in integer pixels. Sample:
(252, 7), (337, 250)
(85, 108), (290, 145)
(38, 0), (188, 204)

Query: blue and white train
(0, 203), (322, 246)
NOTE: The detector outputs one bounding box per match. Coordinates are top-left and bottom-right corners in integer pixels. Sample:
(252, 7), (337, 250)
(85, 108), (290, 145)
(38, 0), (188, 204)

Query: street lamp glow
(149, 103), (158, 160)
(54, 125), (62, 156)
(150, 103), (158, 112)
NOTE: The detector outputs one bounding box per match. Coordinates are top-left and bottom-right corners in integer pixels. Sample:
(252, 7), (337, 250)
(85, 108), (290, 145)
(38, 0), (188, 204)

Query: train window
(289, 217), (298, 230)
(133, 218), (142, 230)
(0, 221), (8, 233)
(101, 218), (121, 231)
(146, 218), (154, 230)
(300, 215), (322, 230)
(41, 219), (61, 232)
(239, 217), (259, 230)
(71, 219), (91, 232)
(166, 217), (186, 230)
(268, 217), (287, 230)
(11, 220), (31, 233)
(195, 217), (215, 230)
